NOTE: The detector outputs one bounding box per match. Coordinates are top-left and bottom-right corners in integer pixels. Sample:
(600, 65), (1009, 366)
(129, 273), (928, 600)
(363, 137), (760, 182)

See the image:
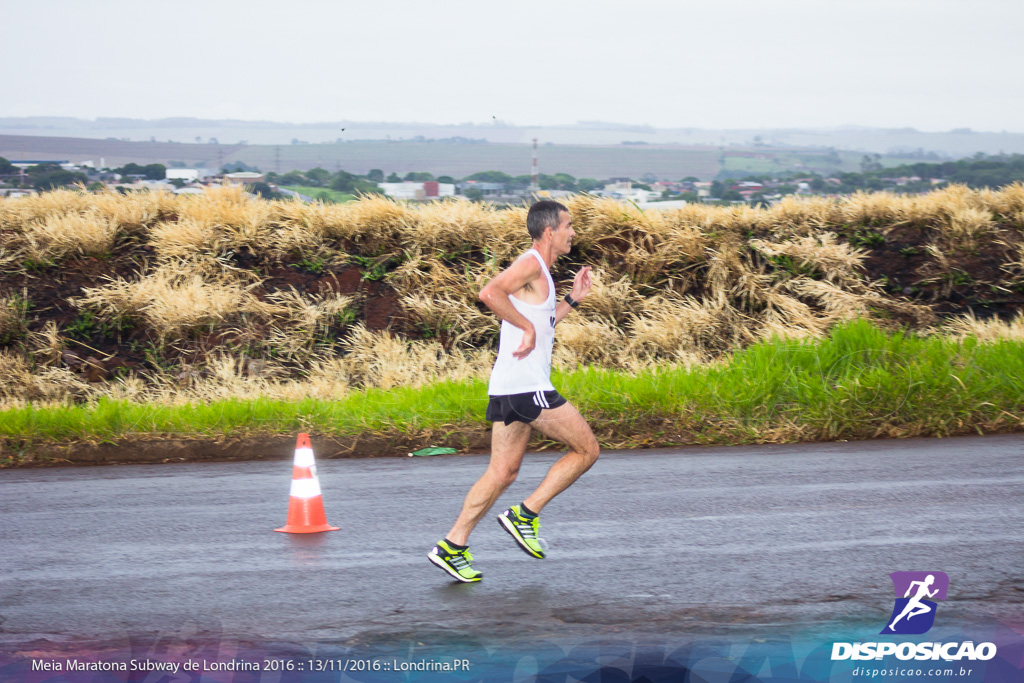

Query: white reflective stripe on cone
(293, 447), (316, 467)
(290, 477), (322, 499)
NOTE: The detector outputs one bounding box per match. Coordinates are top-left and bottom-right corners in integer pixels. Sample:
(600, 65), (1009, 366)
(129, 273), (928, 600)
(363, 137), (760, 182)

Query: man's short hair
(526, 200), (568, 240)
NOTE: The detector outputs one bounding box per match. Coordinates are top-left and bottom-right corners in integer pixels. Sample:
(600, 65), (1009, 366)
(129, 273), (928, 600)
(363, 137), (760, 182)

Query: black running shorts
(486, 390), (567, 426)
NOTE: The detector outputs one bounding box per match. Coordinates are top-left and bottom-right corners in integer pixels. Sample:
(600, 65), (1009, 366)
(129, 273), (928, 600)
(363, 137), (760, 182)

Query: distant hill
(3, 127), (1023, 181)
(2, 117), (1024, 157)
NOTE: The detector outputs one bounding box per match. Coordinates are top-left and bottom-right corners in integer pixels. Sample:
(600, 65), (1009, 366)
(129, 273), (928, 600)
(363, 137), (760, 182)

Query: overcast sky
(4, 0), (1022, 131)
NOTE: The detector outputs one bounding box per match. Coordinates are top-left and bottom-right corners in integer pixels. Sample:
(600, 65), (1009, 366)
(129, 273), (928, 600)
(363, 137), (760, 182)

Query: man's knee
(488, 463), (520, 487)
(577, 437), (600, 466)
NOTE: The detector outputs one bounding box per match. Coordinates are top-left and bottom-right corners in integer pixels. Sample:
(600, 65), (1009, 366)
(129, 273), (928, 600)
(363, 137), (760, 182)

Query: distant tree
(386, 172), (401, 182)
(710, 180), (725, 198)
(720, 189), (743, 202)
(0, 157), (17, 176)
(303, 165), (331, 187)
(29, 165), (88, 192)
(142, 163), (166, 180)
(542, 173), (577, 191)
(810, 177), (826, 191)
(249, 182), (282, 200)
(115, 162), (146, 177)
(279, 171), (306, 186)
(860, 154), (883, 173)
(403, 171), (434, 182)
(305, 167), (331, 187)
(632, 182), (652, 191)
(678, 191), (699, 202)
(464, 187), (484, 201)
(168, 178), (187, 189)
(681, 176), (700, 182)
(465, 170), (514, 184)
(332, 170), (383, 196)
(435, 175), (455, 184)
(577, 178), (602, 192)
(366, 169), (384, 182)
(220, 161), (260, 174)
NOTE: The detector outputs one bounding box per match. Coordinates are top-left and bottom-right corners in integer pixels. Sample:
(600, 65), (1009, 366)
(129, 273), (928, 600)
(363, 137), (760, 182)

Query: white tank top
(487, 249), (557, 395)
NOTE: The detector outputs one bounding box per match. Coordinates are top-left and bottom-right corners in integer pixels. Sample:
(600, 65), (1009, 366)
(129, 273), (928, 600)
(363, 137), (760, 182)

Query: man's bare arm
(479, 256), (544, 359)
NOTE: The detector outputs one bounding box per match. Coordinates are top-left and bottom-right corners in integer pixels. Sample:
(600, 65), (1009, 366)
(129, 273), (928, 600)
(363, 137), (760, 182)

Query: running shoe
(498, 505), (545, 559)
(427, 540), (482, 583)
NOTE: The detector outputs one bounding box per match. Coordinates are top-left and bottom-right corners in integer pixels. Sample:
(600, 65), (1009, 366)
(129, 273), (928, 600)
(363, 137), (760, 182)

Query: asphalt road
(2, 434), (1022, 649)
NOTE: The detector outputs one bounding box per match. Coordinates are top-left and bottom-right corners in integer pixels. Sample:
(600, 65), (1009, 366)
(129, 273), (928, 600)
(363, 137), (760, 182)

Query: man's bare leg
(445, 420), (532, 546)
(522, 402), (600, 514)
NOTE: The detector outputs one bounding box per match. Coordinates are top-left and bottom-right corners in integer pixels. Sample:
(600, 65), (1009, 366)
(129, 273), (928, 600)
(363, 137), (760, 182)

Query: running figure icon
(888, 574), (939, 631)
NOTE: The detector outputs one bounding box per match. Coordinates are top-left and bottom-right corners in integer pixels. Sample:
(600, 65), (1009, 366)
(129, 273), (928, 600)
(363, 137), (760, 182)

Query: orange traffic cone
(275, 433), (339, 533)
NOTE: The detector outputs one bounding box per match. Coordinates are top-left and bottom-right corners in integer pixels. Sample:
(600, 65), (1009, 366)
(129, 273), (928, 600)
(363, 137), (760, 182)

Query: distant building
(455, 181), (504, 197)
(166, 169), (200, 182)
(9, 160), (69, 168)
(378, 181), (455, 200)
(225, 171), (266, 184)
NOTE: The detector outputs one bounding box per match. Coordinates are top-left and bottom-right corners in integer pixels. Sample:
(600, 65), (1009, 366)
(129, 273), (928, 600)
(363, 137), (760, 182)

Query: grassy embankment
(1, 185), (1023, 461)
(1, 320), (1022, 454)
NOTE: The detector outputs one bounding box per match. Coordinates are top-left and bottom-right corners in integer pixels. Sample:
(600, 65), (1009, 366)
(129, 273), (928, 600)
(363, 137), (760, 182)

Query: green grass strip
(1, 321), (1022, 445)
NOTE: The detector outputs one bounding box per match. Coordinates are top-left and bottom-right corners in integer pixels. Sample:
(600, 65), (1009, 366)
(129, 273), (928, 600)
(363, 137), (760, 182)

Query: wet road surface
(2, 434), (1022, 648)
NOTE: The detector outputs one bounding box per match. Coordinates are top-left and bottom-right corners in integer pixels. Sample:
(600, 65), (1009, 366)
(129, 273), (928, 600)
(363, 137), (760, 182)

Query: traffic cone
(275, 433), (339, 533)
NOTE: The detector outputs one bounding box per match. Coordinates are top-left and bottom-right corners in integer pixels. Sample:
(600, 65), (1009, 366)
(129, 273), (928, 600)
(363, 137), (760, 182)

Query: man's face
(550, 211), (574, 256)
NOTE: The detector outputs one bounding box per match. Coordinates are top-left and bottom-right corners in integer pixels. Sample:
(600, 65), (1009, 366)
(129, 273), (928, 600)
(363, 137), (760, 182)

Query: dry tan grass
(705, 243), (771, 309)
(400, 199), (506, 254)
(152, 185), (273, 259)
(400, 292), (494, 347)
(626, 293), (739, 362)
(552, 317), (627, 368)
(339, 325), (490, 390)
(26, 321), (64, 366)
(262, 289), (357, 358)
(978, 182), (1024, 228)
(0, 188), (93, 226)
(839, 191), (910, 230)
(577, 272), (644, 325)
(90, 189), (176, 234)
(765, 195), (844, 236)
(19, 211), (121, 261)
(0, 350), (90, 404)
(751, 233), (867, 286)
(938, 312), (1024, 345)
(0, 294), (28, 344)
(266, 197), (339, 257)
(939, 311), (1024, 342)
(76, 269), (270, 339)
(334, 194), (412, 254)
(939, 205), (997, 253)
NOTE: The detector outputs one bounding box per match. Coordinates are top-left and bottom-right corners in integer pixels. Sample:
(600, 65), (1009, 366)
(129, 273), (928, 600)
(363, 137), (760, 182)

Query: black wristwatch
(564, 294), (580, 309)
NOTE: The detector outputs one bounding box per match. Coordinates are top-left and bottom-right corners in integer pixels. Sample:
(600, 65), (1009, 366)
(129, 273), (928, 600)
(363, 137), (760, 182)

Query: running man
(888, 574), (940, 631)
(428, 200), (600, 582)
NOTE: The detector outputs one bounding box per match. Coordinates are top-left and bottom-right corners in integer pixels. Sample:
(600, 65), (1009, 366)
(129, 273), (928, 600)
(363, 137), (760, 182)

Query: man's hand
(513, 325), (536, 359)
(571, 266), (593, 302)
